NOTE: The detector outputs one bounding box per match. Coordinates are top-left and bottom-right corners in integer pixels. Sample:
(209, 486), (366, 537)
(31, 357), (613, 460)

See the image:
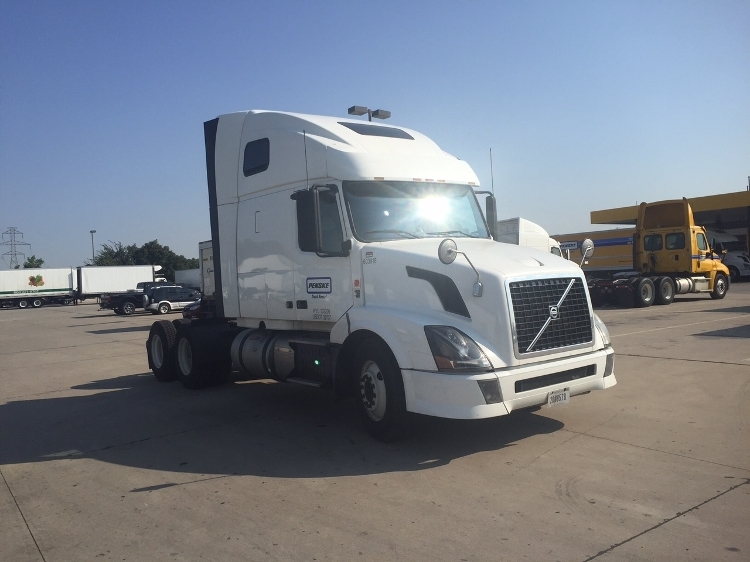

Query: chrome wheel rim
(150, 334), (164, 368)
(177, 338), (192, 376)
(360, 360), (387, 422)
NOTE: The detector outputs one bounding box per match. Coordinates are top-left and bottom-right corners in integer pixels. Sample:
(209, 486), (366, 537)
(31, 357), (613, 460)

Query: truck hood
(358, 238), (591, 367)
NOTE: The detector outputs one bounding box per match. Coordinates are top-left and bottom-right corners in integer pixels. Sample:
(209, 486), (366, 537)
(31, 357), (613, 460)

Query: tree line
(12, 241), (197, 282)
(86, 240), (199, 282)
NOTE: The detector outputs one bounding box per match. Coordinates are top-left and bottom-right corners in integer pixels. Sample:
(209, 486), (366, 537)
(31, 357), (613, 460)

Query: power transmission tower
(1, 227), (32, 269)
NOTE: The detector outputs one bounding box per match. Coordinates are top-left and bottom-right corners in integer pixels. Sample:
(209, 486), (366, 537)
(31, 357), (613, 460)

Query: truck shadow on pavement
(0, 373), (564, 479)
(693, 324), (750, 339)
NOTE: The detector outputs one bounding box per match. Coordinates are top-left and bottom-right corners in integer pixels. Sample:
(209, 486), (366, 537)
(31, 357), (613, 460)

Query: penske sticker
(307, 277), (332, 294)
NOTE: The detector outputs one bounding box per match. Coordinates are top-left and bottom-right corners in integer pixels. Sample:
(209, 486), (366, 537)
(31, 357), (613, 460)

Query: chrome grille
(509, 277), (592, 355)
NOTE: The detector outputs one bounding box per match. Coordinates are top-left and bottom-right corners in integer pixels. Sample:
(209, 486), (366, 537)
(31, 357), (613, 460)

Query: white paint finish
(401, 369), (508, 418)
(213, 112), (246, 205)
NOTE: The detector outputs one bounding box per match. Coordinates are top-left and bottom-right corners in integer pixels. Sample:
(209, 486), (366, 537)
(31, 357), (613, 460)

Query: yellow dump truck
(555, 198), (730, 307)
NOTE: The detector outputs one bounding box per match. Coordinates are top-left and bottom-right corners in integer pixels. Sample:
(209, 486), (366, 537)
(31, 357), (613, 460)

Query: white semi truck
(496, 217), (562, 256)
(145, 110), (616, 441)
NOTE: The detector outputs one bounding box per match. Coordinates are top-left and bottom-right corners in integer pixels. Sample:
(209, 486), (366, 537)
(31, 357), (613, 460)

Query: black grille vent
(515, 365), (596, 393)
(509, 278), (592, 354)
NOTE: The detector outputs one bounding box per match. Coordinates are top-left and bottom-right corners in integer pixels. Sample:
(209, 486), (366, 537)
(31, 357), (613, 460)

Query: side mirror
(580, 238), (594, 267)
(438, 239), (458, 264)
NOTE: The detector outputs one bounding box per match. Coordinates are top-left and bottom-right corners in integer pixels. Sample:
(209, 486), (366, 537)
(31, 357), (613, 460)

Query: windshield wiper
(425, 230), (481, 238)
(361, 229), (420, 239)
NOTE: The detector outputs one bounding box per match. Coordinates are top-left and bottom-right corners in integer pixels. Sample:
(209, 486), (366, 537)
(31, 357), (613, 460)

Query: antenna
(489, 148), (495, 197)
(1, 227), (32, 269)
(303, 130), (309, 189)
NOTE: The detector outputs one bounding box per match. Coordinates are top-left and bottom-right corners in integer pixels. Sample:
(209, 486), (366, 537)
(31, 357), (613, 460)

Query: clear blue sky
(2, 1), (748, 268)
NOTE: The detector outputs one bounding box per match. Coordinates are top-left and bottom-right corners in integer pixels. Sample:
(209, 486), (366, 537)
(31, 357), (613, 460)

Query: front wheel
(353, 338), (408, 442)
(710, 273), (728, 299)
(728, 266), (740, 283)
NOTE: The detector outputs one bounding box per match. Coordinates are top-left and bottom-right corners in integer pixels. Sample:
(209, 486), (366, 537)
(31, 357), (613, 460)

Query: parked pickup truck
(100, 282), (174, 315)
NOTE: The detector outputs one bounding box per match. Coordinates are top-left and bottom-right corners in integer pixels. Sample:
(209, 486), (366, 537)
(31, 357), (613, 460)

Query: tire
(158, 302), (171, 315)
(18, 299), (29, 309)
(654, 277), (675, 306)
(32, 299), (43, 308)
(172, 318), (191, 331)
(174, 324), (219, 390)
(353, 338), (408, 442)
(146, 320), (178, 382)
(710, 273), (728, 300)
(121, 301), (136, 315)
(728, 266), (740, 283)
(633, 278), (655, 308)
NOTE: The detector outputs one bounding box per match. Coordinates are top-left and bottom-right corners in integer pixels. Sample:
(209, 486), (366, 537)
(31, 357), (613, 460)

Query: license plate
(547, 388), (570, 407)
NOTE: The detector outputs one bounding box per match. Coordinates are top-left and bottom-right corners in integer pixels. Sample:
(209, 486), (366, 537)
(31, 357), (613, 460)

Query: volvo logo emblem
(549, 305), (559, 320)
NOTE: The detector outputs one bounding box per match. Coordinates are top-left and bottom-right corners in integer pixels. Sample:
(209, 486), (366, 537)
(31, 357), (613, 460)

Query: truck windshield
(342, 181), (490, 242)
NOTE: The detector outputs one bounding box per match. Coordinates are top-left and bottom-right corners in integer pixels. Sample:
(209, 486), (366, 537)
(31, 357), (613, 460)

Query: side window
(295, 190), (317, 252)
(696, 233), (708, 251)
(551, 247), (561, 257)
(644, 234), (663, 251)
(293, 187), (345, 255)
(665, 233), (685, 250)
(319, 190), (344, 254)
(243, 138), (270, 177)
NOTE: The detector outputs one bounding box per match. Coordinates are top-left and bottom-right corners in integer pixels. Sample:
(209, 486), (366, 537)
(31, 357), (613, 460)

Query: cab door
(693, 228), (719, 275)
(291, 185), (353, 326)
(661, 230), (690, 273)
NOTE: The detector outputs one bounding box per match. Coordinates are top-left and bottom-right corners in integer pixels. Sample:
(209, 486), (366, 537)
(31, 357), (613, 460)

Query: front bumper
(401, 347), (616, 419)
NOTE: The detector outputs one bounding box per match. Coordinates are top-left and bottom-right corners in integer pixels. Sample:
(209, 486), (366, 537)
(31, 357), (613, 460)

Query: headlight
(424, 326), (493, 372)
(593, 313), (611, 348)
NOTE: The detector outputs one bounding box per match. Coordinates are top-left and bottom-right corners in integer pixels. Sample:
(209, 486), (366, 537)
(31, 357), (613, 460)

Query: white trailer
(175, 268), (201, 290)
(77, 265), (164, 299)
(0, 268), (76, 309)
(496, 217), (562, 256)
(145, 110), (616, 441)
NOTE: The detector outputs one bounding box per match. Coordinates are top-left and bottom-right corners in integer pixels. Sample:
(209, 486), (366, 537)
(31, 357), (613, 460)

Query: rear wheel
(158, 302), (171, 315)
(710, 273), (728, 299)
(18, 299), (29, 309)
(175, 323), (231, 389)
(121, 301), (136, 315)
(633, 278), (655, 308)
(114, 308), (124, 315)
(654, 277), (675, 306)
(147, 320), (178, 381)
(353, 338), (408, 442)
(32, 299), (43, 308)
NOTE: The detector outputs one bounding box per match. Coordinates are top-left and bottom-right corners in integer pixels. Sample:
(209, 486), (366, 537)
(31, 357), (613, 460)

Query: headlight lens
(593, 313), (611, 348)
(424, 326), (493, 371)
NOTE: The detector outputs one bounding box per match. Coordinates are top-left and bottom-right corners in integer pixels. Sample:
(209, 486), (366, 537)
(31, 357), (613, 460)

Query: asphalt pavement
(1, 284), (748, 561)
